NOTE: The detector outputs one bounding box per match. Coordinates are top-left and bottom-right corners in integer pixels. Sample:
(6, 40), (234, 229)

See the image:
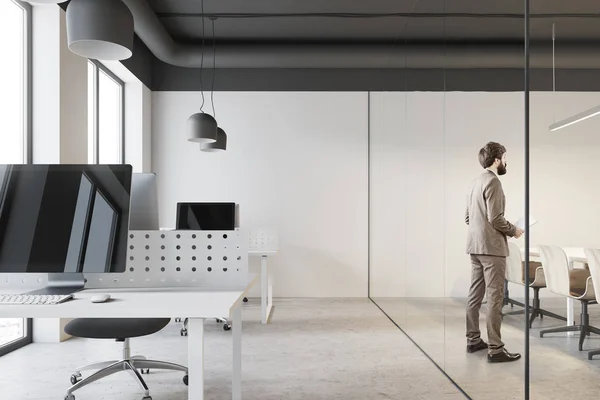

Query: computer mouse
(90, 294), (111, 303)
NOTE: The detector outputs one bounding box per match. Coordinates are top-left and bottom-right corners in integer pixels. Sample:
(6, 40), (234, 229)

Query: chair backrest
(584, 249), (600, 301)
(538, 245), (571, 297)
(506, 242), (523, 284)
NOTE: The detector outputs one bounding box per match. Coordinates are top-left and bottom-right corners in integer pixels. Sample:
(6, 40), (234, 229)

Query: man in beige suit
(465, 142), (524, 363)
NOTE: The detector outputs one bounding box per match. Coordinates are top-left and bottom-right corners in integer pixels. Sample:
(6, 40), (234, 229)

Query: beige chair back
(506, 242), (523, 285)
(584, 249), (600, 301)
(538, 245), (571, 297)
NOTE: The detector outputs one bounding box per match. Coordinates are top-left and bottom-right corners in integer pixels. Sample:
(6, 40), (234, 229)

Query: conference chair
(504, 242), (567, 327)
(582, 248), (600, 360)
(63, 318), (188, 400)
(538, 245), (600, 351)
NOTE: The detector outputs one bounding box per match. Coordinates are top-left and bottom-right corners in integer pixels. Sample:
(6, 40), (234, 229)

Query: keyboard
(0, 294), (74, 305)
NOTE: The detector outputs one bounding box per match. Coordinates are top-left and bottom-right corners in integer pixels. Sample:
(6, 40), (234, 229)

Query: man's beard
(498, 163), (507, 175)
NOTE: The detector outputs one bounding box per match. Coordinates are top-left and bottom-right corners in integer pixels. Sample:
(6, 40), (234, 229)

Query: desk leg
(261, 255), (273, 324)
(567, 298), (575, 336)
(232, 302), (242, 400)
(188, 318), (204, 400)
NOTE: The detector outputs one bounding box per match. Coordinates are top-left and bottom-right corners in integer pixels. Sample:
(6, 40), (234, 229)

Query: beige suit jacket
(465, 170), (517, 257)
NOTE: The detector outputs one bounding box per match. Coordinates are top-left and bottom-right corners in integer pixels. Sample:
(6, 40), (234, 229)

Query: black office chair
(63, 318), (188, 400)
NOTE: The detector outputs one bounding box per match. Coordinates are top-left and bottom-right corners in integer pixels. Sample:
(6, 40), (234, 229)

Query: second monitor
(176, 202), (236, 230)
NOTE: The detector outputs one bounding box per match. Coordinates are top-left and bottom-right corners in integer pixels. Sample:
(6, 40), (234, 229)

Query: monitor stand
(24, 273), (85, 296)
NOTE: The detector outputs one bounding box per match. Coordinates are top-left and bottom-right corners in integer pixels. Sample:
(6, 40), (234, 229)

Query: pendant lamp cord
(552, 23), (556, 123)
(211, 18), (217, 119)
(199, 0), (206, 112)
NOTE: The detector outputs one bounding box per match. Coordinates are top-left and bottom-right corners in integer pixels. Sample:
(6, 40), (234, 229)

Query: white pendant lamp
(66, 0), (134, 61)
(201, 127), (227, 152)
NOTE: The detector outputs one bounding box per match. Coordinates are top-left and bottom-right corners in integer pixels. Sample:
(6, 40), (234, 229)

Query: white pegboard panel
(0, 229), (249, 290)
(248, 228), (279, 253)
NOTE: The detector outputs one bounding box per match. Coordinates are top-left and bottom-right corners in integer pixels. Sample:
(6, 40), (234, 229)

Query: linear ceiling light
(549, 104), (600, 132)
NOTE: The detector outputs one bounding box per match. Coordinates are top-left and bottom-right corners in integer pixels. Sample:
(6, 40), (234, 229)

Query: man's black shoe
(487, 349), (521, 363)
(467, 341), (488, 353)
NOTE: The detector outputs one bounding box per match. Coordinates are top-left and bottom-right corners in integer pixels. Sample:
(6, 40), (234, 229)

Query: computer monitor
(176, 202), (236, 231)
(0, 164), (132, 294)
(129, 173), (159, 230)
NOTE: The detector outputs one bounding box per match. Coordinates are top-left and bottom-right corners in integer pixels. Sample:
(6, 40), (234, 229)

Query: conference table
(0, 274), (258, 400)
(524, 247), (589, 335)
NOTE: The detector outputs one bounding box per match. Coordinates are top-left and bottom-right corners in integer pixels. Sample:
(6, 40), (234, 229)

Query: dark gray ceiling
(146, 0), (600, 42)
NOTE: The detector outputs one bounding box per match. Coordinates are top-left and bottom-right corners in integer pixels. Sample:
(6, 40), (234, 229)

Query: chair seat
(65, 318), (171, 340)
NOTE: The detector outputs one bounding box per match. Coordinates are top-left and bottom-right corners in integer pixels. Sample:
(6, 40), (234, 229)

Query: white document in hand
(515, 215), (538, 230)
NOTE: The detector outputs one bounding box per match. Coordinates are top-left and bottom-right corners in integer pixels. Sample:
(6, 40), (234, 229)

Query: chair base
(66, 338), (187, 399)
(504, 287), (567, 328)
(540, 301), (600, 351)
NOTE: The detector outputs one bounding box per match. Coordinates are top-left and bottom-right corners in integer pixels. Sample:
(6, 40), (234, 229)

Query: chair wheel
(183, 375), (188, 386)
(181, 328), (188, 336)
(243, 297), (248, 303)
(65, 395), (75, 400)
(223, 323), (231, 331)
(70, 374), (81, 385)
(140, 369), (150, 374)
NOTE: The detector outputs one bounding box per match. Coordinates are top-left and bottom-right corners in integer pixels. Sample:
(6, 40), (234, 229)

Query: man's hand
(514, 228), (524, 239)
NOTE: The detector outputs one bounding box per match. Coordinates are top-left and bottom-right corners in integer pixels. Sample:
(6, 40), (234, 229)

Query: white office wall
(152, 92), (369, 297)
(370, 91), (600, 298)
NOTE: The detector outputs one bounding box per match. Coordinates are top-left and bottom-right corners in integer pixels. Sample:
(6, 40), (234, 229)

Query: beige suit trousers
(466, 254), (506, 355)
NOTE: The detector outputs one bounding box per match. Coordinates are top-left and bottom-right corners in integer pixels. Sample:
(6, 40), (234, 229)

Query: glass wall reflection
(369, 1), (527, 398)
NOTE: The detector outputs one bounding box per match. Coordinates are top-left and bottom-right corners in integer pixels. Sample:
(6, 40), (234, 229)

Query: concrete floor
(0, 299), (465, 400)
(373, 296), (600, 400)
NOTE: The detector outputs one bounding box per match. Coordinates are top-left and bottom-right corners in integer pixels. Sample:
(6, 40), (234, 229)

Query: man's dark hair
(478, 142), (506, 169)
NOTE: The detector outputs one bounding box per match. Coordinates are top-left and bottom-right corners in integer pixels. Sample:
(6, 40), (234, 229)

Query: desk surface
(0, 275), (257, 319)
(525, 247), (587, 262)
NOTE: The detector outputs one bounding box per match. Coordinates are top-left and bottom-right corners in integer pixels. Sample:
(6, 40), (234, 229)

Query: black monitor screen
(0, 164), (132, 273)
(176, 202), (235, 231)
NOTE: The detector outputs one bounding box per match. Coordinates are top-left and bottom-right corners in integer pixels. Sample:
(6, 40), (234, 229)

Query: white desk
(524, 247), (589, 335)
(0, 275), (257, 400)
(248, 251), (276, 324)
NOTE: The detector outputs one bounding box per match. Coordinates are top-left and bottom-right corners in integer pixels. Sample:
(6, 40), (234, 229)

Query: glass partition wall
(369, 1), (529, 398)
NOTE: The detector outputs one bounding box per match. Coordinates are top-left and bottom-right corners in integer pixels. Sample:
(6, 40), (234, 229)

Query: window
(88, 61), (125, 164)
(0, 0), (32, 357)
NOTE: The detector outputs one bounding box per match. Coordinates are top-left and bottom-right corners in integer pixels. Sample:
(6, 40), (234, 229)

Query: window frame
(88, 60), (125, 164)
(0, 0), (33, 358)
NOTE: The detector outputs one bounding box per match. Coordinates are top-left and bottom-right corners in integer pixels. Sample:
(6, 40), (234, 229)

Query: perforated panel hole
(237, 256), (242, 261)
(192, 245), (196, 250)
(176, 234), (181, 239)
(207, 267), (212, 272)
(207, 245), (212, 250)
(207, 256), (212, 261)
(161, 267), (166, 272)
(223, 234), (228, 239)
(161, 234), (165, 239)
(192, 234), (196, 239)
(176, 245), (181, 250)
(161, 256), (166, 261)
(129, 234), (134, 239)
(192, 267), (197, 272)
(223, 268), (228, 272)
(176, 267), (181, 272)
(130, 245), (134, 250)
(145, 245), (150, 250)
(145, 234), (150, 239)
(192, 256), (196, 261)
(176, 256), (181, 261)
(161, 245), (165, 250)
(207, 234), (212, 239)
(130, 267), (134, 272)
(223, 256), (228, 261)
(145, 256), (150, 261)
(130, 256), (134, 261)
(145, 267), (150, 272)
